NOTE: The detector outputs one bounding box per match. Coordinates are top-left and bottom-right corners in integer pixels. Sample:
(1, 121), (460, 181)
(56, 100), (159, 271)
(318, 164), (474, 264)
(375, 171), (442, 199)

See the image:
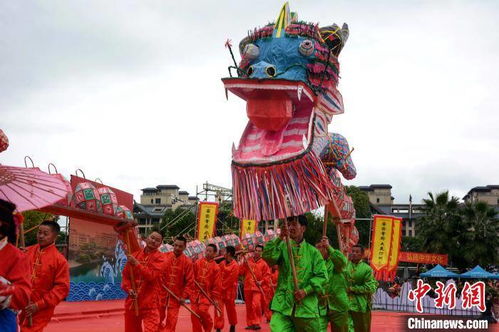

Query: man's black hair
(207, 243), (218, 253)
(286, 214), (308, 227)
(40, 220), (60, 233)
(175, 235), (187, 245)
(149, 228), (164, 239)
(255, 244), (264, 250)
(225, 245), (236, 257)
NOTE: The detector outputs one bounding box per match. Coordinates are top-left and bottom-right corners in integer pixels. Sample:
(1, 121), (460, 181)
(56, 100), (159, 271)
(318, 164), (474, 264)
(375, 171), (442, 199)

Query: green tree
(414, 191), (499, 270)
(417, 191), (461, 254)
(216, 202), (240, 236)
(459, 201), (498, 268)
(159, 207), (196, 242)
(303, 211), (324, 246)
(401, 236), (423, 252)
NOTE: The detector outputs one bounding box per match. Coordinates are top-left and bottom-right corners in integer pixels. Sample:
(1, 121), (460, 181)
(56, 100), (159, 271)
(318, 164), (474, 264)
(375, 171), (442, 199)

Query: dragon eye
(247, 66), (254, 77)
(299, 39), (315, 56)
(265, 66), (276, 77)
(243, 43), (260, 60)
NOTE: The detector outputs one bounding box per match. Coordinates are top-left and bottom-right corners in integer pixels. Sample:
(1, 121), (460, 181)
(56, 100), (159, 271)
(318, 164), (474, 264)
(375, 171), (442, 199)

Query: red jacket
(25, 244), (69, 312)
(160, 252), (194, 307)
(0, 240), (31, 310)
(191, 257), (221, 304)
(122, 248), (164, 310)
(218, 259), (239, 302)
(239, 257), (270, 292)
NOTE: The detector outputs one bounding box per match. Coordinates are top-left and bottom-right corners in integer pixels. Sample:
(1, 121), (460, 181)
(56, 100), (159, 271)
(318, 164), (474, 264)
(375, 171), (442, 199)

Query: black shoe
(216, 329), (221, 332)
(245, 326), (256, 330)
(230, 326), (236, 332)
(254, 326), (261, 330)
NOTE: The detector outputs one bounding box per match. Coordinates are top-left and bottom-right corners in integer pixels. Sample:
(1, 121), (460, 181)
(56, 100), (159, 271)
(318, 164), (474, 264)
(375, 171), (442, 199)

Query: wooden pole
(282, 217), (299, 292)
(194, 280), (222, 314)
(323, 207), (329, 237)
(336, 223), (344, 253)
(160, 284), (200, 319)
(242, 255), (266, 299)
(283, 197), (299, 292)
(125, 231), (139, 316)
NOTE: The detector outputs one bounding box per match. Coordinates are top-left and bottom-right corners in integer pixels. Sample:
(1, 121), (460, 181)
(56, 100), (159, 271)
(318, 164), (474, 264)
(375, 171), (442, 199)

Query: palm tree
(459, 201), (498, 267)
(417, 191), (461, 252)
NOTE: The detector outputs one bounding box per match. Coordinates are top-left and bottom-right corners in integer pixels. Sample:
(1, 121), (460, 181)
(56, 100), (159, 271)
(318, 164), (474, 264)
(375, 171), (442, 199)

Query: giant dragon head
(223, 3), (354, 221)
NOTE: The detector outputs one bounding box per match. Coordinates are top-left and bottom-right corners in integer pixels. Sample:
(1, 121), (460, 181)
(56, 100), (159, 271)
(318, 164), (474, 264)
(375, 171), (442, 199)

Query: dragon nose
(248, 62), (277, 79)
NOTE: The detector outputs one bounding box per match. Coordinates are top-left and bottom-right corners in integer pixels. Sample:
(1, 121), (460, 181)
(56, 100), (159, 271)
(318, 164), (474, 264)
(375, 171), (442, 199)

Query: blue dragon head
(222, 3), (356, 221)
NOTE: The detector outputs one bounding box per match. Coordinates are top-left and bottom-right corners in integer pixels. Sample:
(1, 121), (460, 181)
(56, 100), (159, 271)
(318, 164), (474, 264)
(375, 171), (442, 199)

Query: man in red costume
(20, 220), (70, 332)
(122, 230), (164, 332)
(214, 245), (239, 332)
(0, 199), (31, 332)
(191, 243), (222, 332)
(262, 265), (278, 323)
(240, 244), (271, 330)
(159, 236), (194, 332)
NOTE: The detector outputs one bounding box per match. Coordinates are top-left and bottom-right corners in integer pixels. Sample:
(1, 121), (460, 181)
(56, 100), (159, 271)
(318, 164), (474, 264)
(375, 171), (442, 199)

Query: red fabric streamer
(232, 151), (335, 220)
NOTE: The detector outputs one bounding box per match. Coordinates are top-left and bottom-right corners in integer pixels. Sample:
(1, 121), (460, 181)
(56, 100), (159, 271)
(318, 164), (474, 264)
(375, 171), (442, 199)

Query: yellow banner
(370, 215), (393, 271)
(240, 219), (257, 238)
(196, 202), (219, 241)
(387, 217), (403, 272)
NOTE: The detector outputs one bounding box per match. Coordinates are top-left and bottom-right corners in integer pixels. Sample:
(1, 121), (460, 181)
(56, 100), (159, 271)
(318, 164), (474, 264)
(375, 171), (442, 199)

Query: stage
(43, 300), (495, 332)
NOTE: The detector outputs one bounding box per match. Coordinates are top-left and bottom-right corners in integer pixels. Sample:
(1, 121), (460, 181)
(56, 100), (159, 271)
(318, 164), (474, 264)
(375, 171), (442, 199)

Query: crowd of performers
(121, 214), (378, 332)
(0, 198), (378, 332)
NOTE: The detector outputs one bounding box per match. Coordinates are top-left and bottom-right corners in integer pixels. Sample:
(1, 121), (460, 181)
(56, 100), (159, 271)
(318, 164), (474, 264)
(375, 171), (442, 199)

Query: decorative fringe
(232, 151), (335, 221)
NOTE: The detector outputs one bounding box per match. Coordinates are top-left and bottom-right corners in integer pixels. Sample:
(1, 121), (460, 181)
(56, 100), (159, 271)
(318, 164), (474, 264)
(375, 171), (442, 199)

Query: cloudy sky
(1, 0), (498, 204)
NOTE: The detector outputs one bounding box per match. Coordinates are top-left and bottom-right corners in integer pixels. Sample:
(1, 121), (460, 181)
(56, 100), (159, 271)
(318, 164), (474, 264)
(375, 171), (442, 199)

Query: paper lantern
(97, 187), (118, 216)
(116, 205), (133, 220)
(0, 129), (8, 153)
(254, 231), (264, 244)
(159, 243), (173, 253)
(73, 182), (102, 212)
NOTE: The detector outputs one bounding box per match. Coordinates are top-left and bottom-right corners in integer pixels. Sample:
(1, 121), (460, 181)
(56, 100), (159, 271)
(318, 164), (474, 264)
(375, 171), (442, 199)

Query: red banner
(399, 251), (449, 265)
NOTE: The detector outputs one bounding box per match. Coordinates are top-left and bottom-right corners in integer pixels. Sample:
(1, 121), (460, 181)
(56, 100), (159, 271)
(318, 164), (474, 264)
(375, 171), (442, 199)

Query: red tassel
(232, 151), (335, 220)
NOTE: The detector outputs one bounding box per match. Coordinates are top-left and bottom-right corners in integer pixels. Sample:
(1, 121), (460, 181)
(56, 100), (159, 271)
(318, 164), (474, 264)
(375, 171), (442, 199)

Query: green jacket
(326, 247), (350, 312)
(318, 247), (349, 316)
(318, 258), (333, 316)
(263, 237), (328, 318)
(345, 260), (378, 313)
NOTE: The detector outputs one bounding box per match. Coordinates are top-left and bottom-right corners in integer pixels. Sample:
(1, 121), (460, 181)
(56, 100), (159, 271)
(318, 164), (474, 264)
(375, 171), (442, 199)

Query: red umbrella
(0, 165), (71, 212)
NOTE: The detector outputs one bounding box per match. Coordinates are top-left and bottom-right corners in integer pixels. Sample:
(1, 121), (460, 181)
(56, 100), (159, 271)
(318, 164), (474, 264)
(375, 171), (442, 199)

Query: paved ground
(45, 300), (498, 332)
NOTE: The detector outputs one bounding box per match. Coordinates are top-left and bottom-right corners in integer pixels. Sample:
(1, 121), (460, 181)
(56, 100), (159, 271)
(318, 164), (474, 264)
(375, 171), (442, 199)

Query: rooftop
(358, 184), (393, 191)
(463, 185), (499, 199)
(156, 185), (180, 190)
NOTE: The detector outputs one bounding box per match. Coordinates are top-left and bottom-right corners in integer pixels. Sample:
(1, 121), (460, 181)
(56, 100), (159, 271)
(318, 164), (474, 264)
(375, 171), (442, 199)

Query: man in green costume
(316, 236), (350, 332)
(345, 244), (378, 332)
(262, 215), (328, 332)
